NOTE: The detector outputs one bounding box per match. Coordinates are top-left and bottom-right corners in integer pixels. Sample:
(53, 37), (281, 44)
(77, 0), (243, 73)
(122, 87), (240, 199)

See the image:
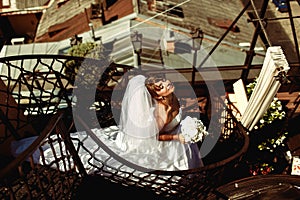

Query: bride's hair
(145, 76), (165, 99)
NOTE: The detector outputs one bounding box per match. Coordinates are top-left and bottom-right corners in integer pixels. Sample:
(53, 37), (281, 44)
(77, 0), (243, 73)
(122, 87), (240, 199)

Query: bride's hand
(177, 134), (186, 144)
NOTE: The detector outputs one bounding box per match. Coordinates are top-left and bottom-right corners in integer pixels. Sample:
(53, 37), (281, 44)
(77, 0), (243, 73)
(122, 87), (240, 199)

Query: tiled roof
(15, 0), (50, 9)
(138, 0), (265, 49)
(138, 0), (300, 65)
(35, 0), (97, 42)
(35, 0), (135, 43)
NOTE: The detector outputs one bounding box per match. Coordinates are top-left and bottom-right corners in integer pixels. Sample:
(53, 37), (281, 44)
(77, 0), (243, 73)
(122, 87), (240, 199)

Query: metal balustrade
(0, 55), (249, 199)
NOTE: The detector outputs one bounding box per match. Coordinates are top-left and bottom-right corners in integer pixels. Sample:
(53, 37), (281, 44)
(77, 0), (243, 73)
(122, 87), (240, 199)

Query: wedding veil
(117, 75), (160, 152)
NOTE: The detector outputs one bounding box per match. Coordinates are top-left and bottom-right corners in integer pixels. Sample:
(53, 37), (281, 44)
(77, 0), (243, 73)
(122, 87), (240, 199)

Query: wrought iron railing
(0, 55), (249, 199)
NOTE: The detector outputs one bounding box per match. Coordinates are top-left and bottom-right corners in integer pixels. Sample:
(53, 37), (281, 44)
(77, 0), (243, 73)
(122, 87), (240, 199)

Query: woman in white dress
(11, 74), (204, 173)
(114, 74), (203, 171)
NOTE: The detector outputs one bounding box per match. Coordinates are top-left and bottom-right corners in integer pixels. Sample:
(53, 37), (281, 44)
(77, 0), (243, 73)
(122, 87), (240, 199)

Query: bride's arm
(155, 115), (183, 142)
(158, 133), (185, 143)
(153, 103), (167, 131)
(154, 104), (185, 143)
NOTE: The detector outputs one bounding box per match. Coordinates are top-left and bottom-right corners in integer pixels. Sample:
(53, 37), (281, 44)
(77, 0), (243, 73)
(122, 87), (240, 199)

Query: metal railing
(0, 54), (249, 199)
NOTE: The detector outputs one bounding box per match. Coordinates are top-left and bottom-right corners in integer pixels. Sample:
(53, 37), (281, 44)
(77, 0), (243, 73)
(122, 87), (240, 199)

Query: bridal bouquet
(180, 116), (209, 143)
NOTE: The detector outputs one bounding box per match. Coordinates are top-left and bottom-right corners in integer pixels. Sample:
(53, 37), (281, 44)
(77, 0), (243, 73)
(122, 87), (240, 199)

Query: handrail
(0, 54), (250, 199)
(74, 107), (249, 175)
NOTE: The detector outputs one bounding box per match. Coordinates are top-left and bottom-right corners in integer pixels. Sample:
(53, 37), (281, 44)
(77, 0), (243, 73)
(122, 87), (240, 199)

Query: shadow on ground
(73, 175), (168, 200)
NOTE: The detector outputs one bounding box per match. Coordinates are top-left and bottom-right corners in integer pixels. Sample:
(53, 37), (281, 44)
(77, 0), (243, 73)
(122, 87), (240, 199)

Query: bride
(113, 74), (203, 171)
(11, 74), (205, 172)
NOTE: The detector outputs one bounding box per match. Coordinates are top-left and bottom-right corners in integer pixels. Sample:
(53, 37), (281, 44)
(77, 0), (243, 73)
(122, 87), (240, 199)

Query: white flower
(180, 116), (209, 143)
(271, 101), (275, 107)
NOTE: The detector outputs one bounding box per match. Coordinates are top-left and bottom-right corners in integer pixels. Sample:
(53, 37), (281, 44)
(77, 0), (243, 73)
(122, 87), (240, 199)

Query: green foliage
(67, 42), (98, 57)
(245, 78), (289, 175)
(257, 131), (288, 152)
(246, 78), (286, 130)
(64, 42), (106, 84)
(67, 42), (106, 59)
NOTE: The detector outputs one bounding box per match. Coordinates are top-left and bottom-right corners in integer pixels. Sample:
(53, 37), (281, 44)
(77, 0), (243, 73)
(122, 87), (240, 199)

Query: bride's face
(154, 79), (175, 97)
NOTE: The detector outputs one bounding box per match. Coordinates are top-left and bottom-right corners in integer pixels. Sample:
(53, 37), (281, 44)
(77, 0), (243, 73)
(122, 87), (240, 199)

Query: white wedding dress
(113, 107), (203, 171)
(11, 75), (203, 174)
